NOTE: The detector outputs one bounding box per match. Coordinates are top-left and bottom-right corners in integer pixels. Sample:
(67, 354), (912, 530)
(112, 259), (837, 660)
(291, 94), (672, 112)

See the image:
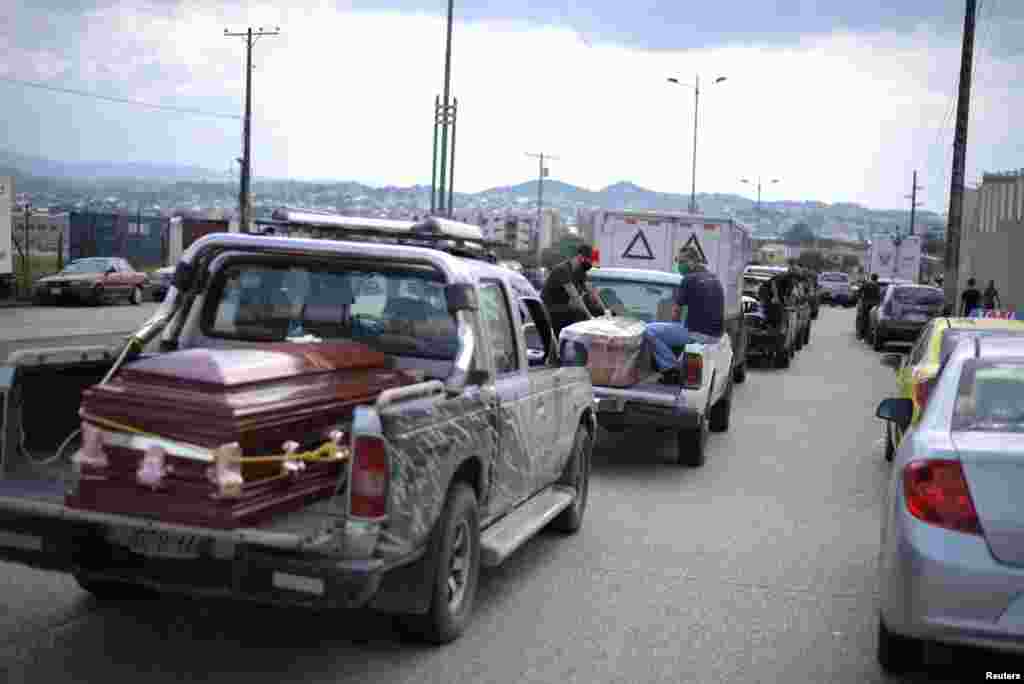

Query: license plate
(108, 527), (202, 560)
(50, 288), (62, 296)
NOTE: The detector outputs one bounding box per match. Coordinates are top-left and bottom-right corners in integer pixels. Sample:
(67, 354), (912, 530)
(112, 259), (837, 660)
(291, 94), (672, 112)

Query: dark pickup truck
(0, 217), (596, 644)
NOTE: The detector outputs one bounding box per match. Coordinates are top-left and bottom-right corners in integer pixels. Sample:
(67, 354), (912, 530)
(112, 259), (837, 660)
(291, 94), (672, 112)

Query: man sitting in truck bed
(644, 246), (725, 384)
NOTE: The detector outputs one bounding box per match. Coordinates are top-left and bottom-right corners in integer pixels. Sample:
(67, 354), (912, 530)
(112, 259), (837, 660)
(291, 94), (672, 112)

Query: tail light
(73, 422), (109, 470)
(207, 443), (244, 499)
(903, 460), (982, 535)
(590, 248), (600, 265)
(683, 352), (703, 388)
(912, 379), (933, 411)
(349, 435), (388, 520)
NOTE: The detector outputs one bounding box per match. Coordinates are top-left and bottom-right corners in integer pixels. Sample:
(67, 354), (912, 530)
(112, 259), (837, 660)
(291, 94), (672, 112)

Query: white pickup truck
(575, 267), (735, 467)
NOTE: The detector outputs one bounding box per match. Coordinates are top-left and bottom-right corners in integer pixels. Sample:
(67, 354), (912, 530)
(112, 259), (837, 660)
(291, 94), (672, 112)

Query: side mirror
(876, 397), (913, 431)
(881, 353), (903, 370)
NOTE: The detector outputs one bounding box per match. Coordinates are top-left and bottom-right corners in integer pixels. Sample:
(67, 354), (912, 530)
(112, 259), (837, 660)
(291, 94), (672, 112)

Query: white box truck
(866, 235), (922, 283)
(0, 177), (13, 296)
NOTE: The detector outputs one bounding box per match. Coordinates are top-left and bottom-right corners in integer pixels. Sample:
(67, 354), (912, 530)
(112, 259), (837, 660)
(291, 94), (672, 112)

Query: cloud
(1, 0), (1023, 213)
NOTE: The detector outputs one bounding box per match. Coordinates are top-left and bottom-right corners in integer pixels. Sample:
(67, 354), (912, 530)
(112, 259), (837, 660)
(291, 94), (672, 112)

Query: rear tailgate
(956, 432), (1024, 567)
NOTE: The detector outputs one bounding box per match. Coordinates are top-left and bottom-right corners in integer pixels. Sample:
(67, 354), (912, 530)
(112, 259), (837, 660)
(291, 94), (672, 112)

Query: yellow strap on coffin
(85, 415), (351, 464)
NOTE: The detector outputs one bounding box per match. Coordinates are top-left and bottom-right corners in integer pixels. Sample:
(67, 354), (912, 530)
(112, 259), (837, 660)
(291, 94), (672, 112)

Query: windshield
(588, 277), (679, 323)
(894, 287), (943, 305)
(940, 329), (1024, 366)
(820, 273), (848, 282)
(954, 361), (1024, 432)
(62, 259), (112, 274)
(204, 262), (457, 360)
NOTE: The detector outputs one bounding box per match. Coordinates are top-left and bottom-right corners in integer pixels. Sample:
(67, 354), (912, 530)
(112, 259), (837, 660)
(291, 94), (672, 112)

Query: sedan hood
(954, 431), (1024, 567)
(36, 273), (100, 285)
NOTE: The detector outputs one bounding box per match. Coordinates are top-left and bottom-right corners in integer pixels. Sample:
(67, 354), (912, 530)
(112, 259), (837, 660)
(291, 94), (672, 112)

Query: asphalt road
(2, 306), (1023, 683)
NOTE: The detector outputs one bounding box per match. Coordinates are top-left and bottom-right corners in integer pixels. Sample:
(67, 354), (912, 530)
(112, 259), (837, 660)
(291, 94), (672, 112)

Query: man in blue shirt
(644, 246), (725, 384)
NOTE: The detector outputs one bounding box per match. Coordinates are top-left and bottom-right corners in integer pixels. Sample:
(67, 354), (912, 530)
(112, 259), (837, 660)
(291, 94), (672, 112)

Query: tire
(550, 424), (592, 534)
(775, 347), (791, 369)
(397, 482), (480, 644)
(676, 414), (708, 467)
(873, 329), (885, 351)
(708, 385), (732, 433)
(877, 618), (922, 674)
(75, 575), (155, 600)
(884, 422), (896, 462)
(130, 286), (142, 305)
(732, 361), (747, 384)
(91, 285), (105, 306)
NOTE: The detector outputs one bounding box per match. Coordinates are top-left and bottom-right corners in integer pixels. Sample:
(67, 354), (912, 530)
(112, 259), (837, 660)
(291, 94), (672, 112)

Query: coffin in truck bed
(560, 317), (651, 388)
(70, 342), (417, 528)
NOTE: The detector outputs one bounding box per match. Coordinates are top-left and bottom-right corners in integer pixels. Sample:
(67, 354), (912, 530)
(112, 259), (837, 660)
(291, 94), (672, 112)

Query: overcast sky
(3, 1), (1023, 212)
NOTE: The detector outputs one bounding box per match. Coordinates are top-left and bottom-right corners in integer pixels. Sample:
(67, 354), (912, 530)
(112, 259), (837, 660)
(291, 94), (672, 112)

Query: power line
(0, 75), (241, 120)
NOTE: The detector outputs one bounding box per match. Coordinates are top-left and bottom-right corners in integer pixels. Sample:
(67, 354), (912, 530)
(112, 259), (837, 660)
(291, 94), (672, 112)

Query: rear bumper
(0, 501), (409, 611)
(592, 385), (700, 431)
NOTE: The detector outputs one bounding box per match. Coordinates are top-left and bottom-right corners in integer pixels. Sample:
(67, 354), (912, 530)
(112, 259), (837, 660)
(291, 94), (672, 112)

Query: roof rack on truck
(256, 209), (502, 263)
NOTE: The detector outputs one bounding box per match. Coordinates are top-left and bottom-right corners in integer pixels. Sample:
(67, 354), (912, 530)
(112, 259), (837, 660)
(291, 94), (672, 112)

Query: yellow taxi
(881, 317), (1024, 460)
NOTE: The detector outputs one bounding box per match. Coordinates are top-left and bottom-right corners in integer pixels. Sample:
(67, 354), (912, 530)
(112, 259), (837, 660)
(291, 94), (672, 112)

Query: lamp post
(740, 178), (780, 227)
(668, 75), (727, 213)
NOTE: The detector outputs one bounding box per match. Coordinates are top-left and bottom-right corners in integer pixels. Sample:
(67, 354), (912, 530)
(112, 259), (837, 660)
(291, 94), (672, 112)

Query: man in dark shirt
(644, 246), (725, 384)
(542, 245), (597, 337)
(857, 274), (881, 339)
(961, 278), (982, 316)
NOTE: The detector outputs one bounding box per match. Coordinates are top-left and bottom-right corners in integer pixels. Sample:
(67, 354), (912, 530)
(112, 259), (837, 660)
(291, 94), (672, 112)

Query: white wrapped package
(560, 317), (651, 388)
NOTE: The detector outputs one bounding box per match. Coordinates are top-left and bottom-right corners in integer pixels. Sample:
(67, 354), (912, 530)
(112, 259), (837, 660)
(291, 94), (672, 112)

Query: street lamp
(740, 177), (780, 218)
(668, 75), (727, 213)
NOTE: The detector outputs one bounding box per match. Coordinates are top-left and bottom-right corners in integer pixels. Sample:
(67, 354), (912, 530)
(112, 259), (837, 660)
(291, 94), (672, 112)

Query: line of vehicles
(0, 208), (809, 646)
(865, 277), (1024, 669)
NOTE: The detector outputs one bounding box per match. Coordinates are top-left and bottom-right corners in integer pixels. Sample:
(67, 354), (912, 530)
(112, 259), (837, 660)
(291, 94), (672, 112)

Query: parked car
(875, 335), (1024, 672)
(868, 283), (944, 351)
(879, 317), (1024, 459)
(0, 218), (595, 644)
(32, 257), (148, 306)
(818, 271), (853, 306)
(149, 265), (175, 301)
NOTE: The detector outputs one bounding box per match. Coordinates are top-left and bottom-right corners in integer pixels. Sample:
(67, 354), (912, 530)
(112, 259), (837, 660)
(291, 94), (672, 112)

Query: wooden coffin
(69, 342), (417, 529)
(560, 317), (651, 388)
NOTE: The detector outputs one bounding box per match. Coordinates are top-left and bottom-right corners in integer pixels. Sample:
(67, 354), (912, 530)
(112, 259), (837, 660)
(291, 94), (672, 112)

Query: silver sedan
(875, 335), (1024, 673)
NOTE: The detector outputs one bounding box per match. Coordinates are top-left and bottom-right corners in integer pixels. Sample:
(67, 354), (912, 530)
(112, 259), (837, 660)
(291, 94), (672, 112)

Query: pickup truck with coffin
(562, 267), (735, 467)
(0, 214), (596, 644)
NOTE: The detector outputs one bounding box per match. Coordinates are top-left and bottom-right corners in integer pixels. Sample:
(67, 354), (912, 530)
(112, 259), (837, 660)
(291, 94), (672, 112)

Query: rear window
(894, 287), (943, 305)
(820, 273), (848, 283)
(587, 278), (679, 323)
(940, 329), (1024, 365)
(953, 361), (1024, 432)
(203, 261), (458, 360)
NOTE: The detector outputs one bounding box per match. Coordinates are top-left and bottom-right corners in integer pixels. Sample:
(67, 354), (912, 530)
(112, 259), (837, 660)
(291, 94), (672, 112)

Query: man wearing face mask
(644, 245), (724, 384)
(542, 245), (604, 338)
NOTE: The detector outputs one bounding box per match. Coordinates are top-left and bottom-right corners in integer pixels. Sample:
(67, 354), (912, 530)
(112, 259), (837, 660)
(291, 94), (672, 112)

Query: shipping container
(68, 211), (168, 270)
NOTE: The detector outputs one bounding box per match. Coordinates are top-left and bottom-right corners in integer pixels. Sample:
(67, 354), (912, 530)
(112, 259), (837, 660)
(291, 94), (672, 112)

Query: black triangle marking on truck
(682, 233), (708, 264)
(622, 229), (656, 260)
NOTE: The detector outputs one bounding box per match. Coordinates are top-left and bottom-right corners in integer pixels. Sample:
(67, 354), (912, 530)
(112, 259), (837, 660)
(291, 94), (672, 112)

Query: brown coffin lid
(116, 342), (390, 389)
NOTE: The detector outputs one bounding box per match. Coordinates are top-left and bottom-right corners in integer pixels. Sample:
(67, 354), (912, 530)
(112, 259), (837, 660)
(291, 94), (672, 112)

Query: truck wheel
(398, 482), (480, 644)
(708, 386), (732, 433)
(75, 575), (155, 600)
(91, 285), (105, 306)
(732, 361), (747, 384)
(676, 415), (707, 467)
(550, 424), (592, 534)
(884, 423), (896, 462)
(877, 618), (922, 674)
(873, 330), (886, 351)
(130, 286), (142, 305)
(774, 348), (790, 369)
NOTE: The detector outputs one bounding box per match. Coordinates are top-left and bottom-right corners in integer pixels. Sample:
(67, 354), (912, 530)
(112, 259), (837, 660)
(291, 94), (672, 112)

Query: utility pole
(691, 74), (699, 213)
(906, 169), (923, 236)
(22, 203), (31, 295)
(943, 0), (977, 313)
(526, 152), (558, 266)
(225, 26), (280, 234)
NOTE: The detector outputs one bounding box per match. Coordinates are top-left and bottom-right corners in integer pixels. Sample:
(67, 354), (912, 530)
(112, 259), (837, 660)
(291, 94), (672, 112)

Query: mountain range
(1, 150), (946, 239)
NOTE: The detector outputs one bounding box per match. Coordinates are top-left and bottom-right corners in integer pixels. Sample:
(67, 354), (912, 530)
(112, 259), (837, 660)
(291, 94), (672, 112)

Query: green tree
(784, 222), (816, 243)
(796, 249), (826, 271)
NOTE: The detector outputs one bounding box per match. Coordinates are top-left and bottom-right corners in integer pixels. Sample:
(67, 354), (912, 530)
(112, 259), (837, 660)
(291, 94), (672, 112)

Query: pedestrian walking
(983, 280), (1001, 312)
(961, 278), (982, 317)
